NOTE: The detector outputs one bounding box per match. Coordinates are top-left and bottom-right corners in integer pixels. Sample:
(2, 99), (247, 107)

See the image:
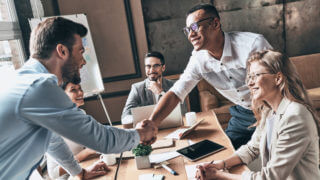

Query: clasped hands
(135, 119), (158, 145)
(195, 160), (225, 180)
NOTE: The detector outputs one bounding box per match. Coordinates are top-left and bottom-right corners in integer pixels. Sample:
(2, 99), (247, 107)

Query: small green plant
(132, 144), (152, 156)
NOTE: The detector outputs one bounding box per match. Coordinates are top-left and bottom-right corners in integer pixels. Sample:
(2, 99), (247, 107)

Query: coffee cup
(100, 154), (117, 166)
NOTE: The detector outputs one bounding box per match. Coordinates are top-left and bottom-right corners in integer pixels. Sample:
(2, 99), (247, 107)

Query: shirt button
(241, 99), (244, 102)
(237, 89), (240, 92)
(229, 76), (232, 79)
(220, 63), (223, 66)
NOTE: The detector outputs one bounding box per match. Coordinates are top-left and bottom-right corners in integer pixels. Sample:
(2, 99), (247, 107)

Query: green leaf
(132, 144), (152, 156)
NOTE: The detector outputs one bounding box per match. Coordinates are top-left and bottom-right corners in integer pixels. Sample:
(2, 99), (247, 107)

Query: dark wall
(14, 0), (320, 123)
(142, 0), (320, 75)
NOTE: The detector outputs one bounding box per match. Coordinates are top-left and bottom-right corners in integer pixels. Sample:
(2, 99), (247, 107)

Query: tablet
(176, 139), (226, 161)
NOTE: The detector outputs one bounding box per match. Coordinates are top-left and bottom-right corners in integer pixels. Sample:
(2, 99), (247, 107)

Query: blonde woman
(196, 50), (320, 180)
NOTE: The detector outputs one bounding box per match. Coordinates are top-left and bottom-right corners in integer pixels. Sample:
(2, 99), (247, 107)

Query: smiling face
(64, 82), (84, 107)
(247, 61), (279, 102)
(186, 9), (218, 51)
(145, 57), (165, 81)
(61, 34), (86, 84)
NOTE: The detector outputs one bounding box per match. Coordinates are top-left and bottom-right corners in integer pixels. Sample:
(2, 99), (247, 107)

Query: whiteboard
(29, 14), (104, 98)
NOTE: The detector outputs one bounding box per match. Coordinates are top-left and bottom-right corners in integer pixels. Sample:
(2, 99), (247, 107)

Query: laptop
(131, 104), (183, 129)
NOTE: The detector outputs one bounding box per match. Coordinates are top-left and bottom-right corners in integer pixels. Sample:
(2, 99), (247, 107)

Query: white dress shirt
(170, 32), (272, 109)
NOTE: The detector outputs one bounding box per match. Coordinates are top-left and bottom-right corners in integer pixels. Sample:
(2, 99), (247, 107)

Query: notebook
(132, 104), (183, 129)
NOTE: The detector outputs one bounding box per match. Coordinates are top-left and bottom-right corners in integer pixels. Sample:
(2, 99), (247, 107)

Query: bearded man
(0, 17), (156, 179)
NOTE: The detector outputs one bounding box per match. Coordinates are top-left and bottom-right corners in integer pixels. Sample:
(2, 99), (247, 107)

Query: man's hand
(135, 120), (158, 145)
(147, 80), (162, 95)
(82, 161), (109, 179)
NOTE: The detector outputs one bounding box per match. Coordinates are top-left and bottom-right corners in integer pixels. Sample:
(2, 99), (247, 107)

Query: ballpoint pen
(161, 163), (178, 175)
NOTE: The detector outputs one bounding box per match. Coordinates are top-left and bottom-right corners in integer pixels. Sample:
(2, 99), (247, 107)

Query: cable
(114, 152), (123, 180)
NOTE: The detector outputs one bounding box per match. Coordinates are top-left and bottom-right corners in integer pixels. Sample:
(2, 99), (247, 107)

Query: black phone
(176, 139), (226, 161)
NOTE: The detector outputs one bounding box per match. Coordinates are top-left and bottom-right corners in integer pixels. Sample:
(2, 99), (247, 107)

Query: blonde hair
(246, 50), (320, 134)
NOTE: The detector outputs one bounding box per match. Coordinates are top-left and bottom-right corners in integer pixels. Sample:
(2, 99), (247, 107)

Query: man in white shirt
(145, 4), (272, 149)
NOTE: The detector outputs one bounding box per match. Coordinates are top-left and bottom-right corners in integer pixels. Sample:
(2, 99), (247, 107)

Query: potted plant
(132, 144), (152, 169)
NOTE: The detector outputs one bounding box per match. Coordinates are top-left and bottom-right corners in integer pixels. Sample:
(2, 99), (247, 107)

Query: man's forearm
(149, 91), (180, 126)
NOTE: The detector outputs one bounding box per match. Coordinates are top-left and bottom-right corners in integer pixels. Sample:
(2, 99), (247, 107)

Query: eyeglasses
(183, 17), (214, 36)
(145, 64), (162, 69)
(246, 72), (274, 84)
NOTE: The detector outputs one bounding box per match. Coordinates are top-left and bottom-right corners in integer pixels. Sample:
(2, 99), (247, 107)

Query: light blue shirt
(0, 59), (140, 179)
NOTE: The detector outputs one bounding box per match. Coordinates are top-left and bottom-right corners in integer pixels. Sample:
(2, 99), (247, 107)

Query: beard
(148, 73), (161, 81)
(61, 57), (81, 84)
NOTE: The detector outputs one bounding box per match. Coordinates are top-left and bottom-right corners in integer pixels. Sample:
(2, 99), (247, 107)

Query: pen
(161, 163), (178, 175)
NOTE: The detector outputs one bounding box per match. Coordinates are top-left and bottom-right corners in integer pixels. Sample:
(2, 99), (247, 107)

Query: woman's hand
(195, 163), (219, 180)
(209, 160), (225, 170)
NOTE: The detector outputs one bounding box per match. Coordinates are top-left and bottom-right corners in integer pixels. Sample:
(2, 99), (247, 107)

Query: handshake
(135, 120), (158, 145)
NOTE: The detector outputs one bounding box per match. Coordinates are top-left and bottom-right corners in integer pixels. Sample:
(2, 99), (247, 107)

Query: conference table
(79, 110), (248, 180)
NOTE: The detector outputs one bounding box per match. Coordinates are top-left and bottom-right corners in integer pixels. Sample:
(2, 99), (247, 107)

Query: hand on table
(83, 161), (109, 179)
(195, 162), (222, 180)
(135, 119), (158, 145)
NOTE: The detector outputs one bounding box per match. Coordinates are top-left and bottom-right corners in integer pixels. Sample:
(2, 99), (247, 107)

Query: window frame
(0, 0), (26, 68)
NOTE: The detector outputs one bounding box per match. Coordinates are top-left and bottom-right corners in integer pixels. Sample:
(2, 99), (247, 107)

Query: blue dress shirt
(0, 59), (140, 179)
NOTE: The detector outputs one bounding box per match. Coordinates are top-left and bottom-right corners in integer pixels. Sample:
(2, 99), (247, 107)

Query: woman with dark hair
(47, 82), (102, 180)
(196, 50), (320, 180)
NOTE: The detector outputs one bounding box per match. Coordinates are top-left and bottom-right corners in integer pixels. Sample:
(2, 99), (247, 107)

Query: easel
(98, 93), (113, 126)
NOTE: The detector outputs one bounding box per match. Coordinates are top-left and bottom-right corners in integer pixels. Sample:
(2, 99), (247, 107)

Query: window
(0, 0), (25, 71)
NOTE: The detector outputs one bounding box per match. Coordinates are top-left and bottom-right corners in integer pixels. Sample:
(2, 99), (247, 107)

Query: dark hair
(187, 3), (220, 19)
(145, 51), (165, 65)
(61, 81), (81, 90)
(29, 17), (88, 59)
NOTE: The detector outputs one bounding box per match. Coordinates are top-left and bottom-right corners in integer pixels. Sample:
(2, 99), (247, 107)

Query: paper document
(149, 151), (180, 164)
(139, 174), (164, 180)
(165, 119), (204, 139)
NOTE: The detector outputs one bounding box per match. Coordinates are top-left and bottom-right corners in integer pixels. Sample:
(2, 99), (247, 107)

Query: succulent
(132, 144), (152, 156)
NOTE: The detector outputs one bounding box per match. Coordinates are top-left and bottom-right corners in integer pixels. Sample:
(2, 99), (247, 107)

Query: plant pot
(135, 155), (151, 169)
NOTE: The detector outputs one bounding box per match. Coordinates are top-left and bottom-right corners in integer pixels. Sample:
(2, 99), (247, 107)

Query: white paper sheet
(149, 151), (180, 164)
(164, 128), (189, 139)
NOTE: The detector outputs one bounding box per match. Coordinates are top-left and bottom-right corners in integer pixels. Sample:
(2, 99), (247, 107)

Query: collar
(191, 32), (232, 61)
(274, 97), (291, 116)
(221, 32), (232, 58)
(25, 58), (50, 74)
(23, 58), (58, 84)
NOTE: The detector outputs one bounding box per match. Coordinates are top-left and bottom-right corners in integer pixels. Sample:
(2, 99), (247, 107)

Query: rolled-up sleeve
(170, 56), (202, 102)
(19, 77), (140, 154)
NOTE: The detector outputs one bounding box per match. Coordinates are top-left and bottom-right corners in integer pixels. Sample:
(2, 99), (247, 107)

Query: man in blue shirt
(0, 17), (157, 179)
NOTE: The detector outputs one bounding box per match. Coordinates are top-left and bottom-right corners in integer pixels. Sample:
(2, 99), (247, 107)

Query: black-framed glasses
(246, 72), (274, 84)
(183, 17), (215, 36)
(145, 64), (162, 69)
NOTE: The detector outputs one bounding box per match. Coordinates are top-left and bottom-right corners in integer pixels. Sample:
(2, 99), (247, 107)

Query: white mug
(100, 154), (117, 166)
(185, 112), (197, 126)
